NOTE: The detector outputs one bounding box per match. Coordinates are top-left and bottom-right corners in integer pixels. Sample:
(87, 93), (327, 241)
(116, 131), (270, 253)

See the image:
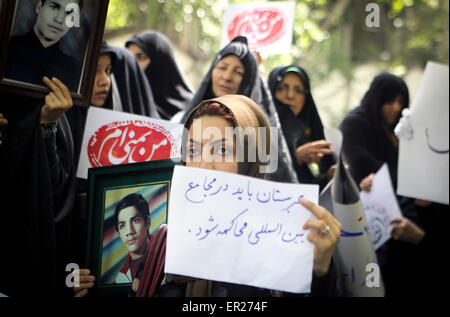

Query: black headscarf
(339, 72), (409, 187)
(100, 44), (160, 118)
(126, 30), (193, 120)
(268, 65), (334, 188)
(66, 42), (161, 169)
(180, 36), (298, 184)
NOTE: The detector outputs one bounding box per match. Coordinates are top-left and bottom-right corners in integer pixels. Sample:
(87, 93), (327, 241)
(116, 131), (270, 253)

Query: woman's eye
(134, 218), (141, 224)
(216, 146), (231, 156)
(189, 147), (200, 157)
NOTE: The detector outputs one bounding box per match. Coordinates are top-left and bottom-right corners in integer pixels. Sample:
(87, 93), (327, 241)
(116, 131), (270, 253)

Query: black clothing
(160, 259), (341, 297)
(66, 42), (161, 170)
(64, 42), (161, 267)
(181, 36), (298, 184)
(268, 66), (335, 189)
(0, 94), (76, 296)
(100, 44), (160, 118)
(5, 31), (80, 92)
(339, 72), (409, 187)
(126, 30), (193, 120)
(339, 72), (447, 297)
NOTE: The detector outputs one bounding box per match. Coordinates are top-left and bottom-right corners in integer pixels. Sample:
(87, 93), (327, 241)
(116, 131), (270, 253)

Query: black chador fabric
(339, 72), (409, 188)
(101, 44), (160, 119)
(181, 36), (298, 184)
(339, 73), (449, 297)
(0, 94), (76, 296)
(268, 65), (335, 189)
(6, 31), (80, 92)
(66, 42), (161, 169)
(126, 30), (193, 120)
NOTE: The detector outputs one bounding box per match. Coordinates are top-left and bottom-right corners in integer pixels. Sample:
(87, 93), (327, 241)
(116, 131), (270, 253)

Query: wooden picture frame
(0, 0), (109, 106)
(86, 159), (178, 296)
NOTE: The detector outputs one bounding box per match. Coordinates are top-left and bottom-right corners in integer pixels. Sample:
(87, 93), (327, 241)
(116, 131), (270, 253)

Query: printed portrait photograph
(3, 0), (95, 92)
(99, 182), (169, 286)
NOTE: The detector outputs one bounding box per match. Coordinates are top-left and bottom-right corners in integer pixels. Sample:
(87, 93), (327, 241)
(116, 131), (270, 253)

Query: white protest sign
(221, 1), (295, 55)
(77, 107), (183, 179)
(360, 164), (403, 250)
(165, 166), (318, 294)
(397, 61), (449, 205)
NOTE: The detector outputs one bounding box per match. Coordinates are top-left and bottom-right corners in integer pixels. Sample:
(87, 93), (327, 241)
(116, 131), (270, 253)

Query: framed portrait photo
(0, 0), (109, 106)
(86, 159), (178, 296)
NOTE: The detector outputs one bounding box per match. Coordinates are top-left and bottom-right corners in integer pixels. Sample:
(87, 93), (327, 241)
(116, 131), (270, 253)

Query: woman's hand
(40, 77), (73, 124)
(301, 198), (341, 277)
(390, 217), (425, 245)
(72, 269), (96, 297)
(296, 140), (334, 165)
(0, 113), (7, 140)
(359, 173), (375, 192)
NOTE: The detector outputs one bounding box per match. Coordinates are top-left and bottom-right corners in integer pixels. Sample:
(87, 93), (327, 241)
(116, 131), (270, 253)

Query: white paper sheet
(165, 166), (319, 294)
(397, 61), (449, 205)
(360, 164), (403, 250)
(221, 1), (295, 55)
(77, 107), (183, 179)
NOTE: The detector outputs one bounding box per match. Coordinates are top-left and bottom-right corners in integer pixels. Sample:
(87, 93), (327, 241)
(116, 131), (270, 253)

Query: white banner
(165, 166), (318, 293)
(77, 107), (183, 179)
(221, 1), (295, 55)
(397, 61), (449, 205)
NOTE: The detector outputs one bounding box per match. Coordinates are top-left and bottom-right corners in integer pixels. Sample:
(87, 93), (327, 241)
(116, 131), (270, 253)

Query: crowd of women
(0, 30), (446, 298)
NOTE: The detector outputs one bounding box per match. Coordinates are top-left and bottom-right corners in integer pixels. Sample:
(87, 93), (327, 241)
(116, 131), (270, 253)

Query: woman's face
(211, 55), (244, 97)
(381, 95), (403, 125)
(186, 115), (238, 174)
(128, 43), (151, 71)
(275, 72), (307, 116)
(91, 54), (112, 107)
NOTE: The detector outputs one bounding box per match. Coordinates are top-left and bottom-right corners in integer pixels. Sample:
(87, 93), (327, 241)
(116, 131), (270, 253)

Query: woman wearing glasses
(268, 66), (335, 190)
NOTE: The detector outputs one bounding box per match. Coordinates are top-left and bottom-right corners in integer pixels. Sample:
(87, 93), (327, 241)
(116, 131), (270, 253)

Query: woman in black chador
(126, 30), (193, 120)
(340, 72), (448, 297)
(180, 36), (298, 184)
(268, 65), (335, 190)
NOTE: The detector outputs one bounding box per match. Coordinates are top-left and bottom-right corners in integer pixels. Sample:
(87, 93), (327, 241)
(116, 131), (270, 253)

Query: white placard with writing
(397, 61), (449, 205)
(165, 166), (319, 293)
(360, 164), (403, 250)
(221, 1), (295, 55)
(77, 107), (183, 179)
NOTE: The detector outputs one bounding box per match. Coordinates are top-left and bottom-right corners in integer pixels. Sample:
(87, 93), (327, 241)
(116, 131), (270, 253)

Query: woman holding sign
(160, 94), (342, 297)
(339, 72), (447, 297)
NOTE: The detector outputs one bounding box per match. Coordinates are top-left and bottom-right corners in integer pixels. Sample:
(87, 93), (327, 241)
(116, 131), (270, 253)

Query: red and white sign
(221, 1), (295, 55)
(77, 107), (183, 179)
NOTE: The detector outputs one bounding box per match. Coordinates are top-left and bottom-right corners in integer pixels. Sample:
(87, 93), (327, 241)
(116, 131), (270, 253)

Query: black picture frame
(0, 0), (109, 106)
(85, 159), (178, 296)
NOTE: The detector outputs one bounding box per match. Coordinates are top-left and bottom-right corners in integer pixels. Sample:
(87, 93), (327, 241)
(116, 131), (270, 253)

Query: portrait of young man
(5, 0), (85, 91)
(113, 193), (152, 284)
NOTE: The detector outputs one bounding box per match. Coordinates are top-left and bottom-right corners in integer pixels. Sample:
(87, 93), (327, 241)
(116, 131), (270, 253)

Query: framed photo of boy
(86, 159), (177, 296)
(0, 0), (109, 106)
